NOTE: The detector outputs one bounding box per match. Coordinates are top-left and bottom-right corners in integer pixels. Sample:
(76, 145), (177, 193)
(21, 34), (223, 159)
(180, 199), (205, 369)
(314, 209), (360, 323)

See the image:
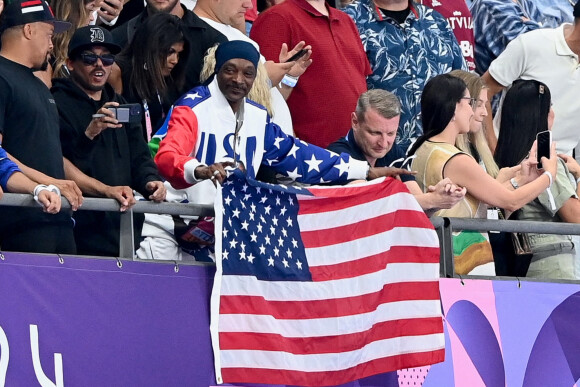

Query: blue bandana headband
(215, 40), (260, 74)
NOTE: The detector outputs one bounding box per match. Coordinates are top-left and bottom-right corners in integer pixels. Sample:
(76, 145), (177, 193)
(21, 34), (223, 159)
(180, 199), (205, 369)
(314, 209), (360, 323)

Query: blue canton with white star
(220, 171), (313, 281)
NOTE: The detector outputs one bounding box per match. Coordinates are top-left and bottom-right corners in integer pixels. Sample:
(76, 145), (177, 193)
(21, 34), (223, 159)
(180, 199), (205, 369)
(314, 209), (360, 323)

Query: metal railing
(2, 193), (580, 283)
(432, 216), (580, 282)
(0, 193), (213, 258)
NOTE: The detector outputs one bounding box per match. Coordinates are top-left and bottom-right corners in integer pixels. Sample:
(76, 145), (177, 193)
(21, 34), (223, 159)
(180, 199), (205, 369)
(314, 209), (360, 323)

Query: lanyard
(142, 92), (165, 141)
(233, 104), (244, 167)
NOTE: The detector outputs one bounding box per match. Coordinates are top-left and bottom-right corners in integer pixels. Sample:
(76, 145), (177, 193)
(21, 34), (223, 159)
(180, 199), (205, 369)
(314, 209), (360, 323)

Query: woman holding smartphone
(408, 74), (558, 275)
(449, 70), (543, 276)
(495, 80), (580, 280)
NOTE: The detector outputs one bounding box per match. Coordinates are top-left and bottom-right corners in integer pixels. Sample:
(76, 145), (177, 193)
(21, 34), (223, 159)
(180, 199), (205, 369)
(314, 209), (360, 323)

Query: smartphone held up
(536, 130), (551, 170)
(108, 103), (142, 124)
(285, 49), (308, 63)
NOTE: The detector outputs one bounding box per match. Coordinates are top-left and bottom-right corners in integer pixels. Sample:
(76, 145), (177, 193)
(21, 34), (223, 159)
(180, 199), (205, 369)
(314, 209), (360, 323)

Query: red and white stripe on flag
(211, 175), (444, 386)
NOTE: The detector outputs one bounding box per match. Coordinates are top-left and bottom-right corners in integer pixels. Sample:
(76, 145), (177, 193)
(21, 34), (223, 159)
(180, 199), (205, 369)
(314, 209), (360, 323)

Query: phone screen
(536, 130), (551, 169)
(116, 108), (130, 123)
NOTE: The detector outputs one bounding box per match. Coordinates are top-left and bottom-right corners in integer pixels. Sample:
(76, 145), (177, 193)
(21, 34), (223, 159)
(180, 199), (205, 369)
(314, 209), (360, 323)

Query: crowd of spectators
(0, 0), (579, 280)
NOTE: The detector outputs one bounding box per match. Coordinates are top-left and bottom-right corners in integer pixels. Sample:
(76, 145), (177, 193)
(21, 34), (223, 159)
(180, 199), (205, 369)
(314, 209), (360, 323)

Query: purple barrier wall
(0, 252), (397, 387)
(5, 253), (576, 387)
(0, 252), (217, 386)
(405, 278), (580, 386)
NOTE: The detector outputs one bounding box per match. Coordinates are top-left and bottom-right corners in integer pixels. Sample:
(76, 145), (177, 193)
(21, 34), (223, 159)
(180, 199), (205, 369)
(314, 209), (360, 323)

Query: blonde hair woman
(450, 70), (499, 178)
(200, 45), (274, 118)
(50, 0), (100, 78)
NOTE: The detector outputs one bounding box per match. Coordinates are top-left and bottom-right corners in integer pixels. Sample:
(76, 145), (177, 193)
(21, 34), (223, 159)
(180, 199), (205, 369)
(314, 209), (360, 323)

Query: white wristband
(542, 171), (556, 211)
(33, 184), (60, 204)
(543, 171), (553, 187)
(576, 176), (580, 186)
(280, 74), (299, 88)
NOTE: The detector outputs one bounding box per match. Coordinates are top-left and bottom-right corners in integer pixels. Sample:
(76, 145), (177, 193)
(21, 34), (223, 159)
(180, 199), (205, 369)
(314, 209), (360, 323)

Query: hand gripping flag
(210, 171), (444, 386)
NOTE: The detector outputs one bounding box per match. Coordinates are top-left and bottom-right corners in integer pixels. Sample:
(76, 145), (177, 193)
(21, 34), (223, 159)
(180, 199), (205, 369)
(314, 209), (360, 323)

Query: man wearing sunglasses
(51, 26), (167, 257)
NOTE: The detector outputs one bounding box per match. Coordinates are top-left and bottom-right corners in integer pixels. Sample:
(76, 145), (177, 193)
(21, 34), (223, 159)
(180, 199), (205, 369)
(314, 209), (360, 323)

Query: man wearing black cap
(0, 0), (84, 254)
(51, 25), (166, 257)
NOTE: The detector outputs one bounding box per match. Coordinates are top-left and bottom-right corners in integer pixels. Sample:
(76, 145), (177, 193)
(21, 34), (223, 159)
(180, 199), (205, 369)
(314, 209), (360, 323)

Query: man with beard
(0, 0), (84, 254)
(155, 41), (411, 197)
(52, 26), (166, 257)
(140, 40), (410, 261)
(112, 0), (226, 92)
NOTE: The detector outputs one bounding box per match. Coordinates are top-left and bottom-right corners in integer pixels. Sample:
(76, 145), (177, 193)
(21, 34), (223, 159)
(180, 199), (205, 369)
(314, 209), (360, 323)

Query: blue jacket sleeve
(262, 122), (369, 184)
(0, 146), (21, 191)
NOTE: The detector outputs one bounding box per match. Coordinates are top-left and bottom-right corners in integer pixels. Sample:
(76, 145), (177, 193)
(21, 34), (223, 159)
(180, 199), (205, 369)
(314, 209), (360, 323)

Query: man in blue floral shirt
(343, 0), (466, 152)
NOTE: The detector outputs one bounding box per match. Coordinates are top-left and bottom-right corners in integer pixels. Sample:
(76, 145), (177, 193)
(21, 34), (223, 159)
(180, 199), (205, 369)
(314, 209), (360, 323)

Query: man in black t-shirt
(0, 0), (83, 254)
(328, 89), (466, 215)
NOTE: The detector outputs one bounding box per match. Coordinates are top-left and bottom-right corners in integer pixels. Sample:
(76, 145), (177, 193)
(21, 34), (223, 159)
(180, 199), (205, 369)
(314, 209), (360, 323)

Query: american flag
(210, 171), (444, 386)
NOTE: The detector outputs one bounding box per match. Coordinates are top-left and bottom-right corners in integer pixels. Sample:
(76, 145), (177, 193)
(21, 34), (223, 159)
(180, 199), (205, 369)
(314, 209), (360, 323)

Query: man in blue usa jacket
(155, 40), (411, 189)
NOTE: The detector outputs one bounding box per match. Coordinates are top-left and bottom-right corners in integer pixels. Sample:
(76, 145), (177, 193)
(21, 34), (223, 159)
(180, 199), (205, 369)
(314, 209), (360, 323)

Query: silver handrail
(0, 193), (213, 216)
(3, 193), (580, 281)
(431, 217), (580, 280)
(0, 193), (214, 258)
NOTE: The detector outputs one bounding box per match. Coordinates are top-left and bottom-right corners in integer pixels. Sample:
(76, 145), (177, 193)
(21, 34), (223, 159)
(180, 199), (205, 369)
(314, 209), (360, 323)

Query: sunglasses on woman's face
(80, 52), (115, 67)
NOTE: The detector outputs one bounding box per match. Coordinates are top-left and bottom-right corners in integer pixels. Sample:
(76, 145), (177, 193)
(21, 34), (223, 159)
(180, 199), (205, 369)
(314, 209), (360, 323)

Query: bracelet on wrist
(576, 176), (580, 186)
(542, 170), (553, 187)
(33, 184), (60, 204)
(280, 74), (299, 88)
(543, 171), (556, 210)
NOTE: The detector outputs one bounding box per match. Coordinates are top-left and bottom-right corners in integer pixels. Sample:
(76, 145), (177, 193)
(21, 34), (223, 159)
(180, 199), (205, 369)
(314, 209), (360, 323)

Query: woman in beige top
(408, 74), (558, 274)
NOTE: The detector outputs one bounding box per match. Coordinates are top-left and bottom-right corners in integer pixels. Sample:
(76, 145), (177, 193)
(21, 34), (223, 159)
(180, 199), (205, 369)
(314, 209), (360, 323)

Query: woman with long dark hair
(409, 74), (558, 275)
(495, 81), (552, 167)
(109, 13), (190, 140)
(495, 80), (579, 279)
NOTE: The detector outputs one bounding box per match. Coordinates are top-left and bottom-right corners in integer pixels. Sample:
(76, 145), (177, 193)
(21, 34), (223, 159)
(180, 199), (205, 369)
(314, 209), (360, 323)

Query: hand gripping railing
(0, 193), (214, 258)
(3, 193), (580, 275)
